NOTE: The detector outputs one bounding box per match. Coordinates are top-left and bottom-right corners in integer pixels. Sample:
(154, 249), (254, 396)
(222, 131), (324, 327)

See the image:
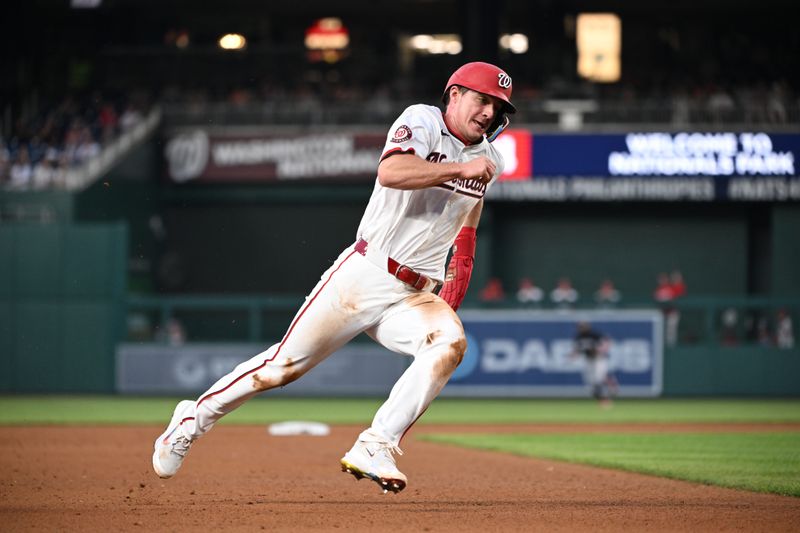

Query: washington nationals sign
(164, 129), (385, 183)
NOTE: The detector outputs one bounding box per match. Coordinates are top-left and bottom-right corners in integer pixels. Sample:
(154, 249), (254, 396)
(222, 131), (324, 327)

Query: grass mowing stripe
(423, 399), (800, 424)
(1, 397), (800, 425)
(0, 397), (385, 425)
(421, 432), (800, 497)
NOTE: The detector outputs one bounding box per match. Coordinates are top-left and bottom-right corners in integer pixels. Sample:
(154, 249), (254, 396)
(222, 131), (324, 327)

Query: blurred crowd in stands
(157, 76), (798, 127)
(719, 306), (795, 349)
(480, 276), (625, 309)
(0, 92), (150, 190)
(2, 70), (796, 190)
(480, 275), (630, 308)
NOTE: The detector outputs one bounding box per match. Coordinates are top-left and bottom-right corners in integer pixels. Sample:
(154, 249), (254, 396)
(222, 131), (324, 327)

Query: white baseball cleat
(340, 439), (407, 494)
(152, 400), (195, 479)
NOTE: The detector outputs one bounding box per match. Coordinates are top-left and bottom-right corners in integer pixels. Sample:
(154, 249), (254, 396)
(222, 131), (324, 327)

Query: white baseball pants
(180, 242), (466, 446)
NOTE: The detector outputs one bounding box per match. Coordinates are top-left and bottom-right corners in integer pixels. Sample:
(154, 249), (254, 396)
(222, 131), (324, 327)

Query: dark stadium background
(1, 0), (797, 395)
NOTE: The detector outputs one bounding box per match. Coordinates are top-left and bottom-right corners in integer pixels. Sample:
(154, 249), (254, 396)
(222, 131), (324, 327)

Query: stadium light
(408, 34), (461, 55)
(576, 13), (621, 82)
(499, 33), (529, 54)
(218, 33), (246, 50)
(175, 31), (190, 49)
(305, 18), (350, 50)
(304, 17), (349, 63)
(71, 0), (102, 7)
(410, 34), (434, 50)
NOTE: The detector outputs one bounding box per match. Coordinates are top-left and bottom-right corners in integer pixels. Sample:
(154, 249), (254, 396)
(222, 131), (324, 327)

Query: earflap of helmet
(485, 113), (510, 143)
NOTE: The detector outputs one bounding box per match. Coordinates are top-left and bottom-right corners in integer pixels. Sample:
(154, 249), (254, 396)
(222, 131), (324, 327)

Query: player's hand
(460, 157), (496, 184)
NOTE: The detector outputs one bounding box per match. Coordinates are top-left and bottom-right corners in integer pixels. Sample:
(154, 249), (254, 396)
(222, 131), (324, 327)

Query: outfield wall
(114, 308), (799, 397)
(1, 223), (797, 396)
(0, 223), (127, 393)
(664, 346), (800, 396)
(116, 310), (663, 398)
(2, 128), (799, 395)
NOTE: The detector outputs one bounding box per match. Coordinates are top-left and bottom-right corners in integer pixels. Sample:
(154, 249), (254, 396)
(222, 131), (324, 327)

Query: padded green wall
(486, 204), (748, 302)
(772, 206), (800, 296)
(160, 203), (366, 294)
(664, 346), (800, 396)
(0, 223), (127, 392)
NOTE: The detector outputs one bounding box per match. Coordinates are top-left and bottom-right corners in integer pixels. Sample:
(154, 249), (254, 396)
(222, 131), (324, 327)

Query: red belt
(355, 238), (442, 293)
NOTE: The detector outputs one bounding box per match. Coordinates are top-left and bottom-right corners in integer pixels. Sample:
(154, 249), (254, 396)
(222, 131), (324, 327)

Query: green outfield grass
(420, 432), (800, 497)
(0, 396), (798, 425)
(3, 396), (798, 497)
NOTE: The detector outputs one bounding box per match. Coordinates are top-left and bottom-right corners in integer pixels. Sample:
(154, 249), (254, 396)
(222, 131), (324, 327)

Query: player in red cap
(442, 61), (516, 141)
(152, 62), (514, 494)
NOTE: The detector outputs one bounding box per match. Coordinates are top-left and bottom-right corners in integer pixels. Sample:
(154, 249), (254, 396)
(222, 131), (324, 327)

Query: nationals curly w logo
(391, 125), (412, 143)
(497, 72), (512, 89)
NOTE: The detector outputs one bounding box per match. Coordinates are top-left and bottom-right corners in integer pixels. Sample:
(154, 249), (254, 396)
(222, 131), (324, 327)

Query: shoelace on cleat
(375, 442), (403, 455)
(170, 435), (192, 457)
(367, 442), (403, 462)
(383, 444), (403, 457)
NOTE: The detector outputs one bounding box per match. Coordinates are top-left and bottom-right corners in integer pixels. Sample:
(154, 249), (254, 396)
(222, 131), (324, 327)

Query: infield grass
(420, 431), (800, 497)
(0, 396), (798, 425)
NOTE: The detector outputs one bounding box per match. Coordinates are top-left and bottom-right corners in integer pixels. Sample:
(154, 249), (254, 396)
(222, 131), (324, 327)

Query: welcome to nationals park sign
(163, 128), (800, 201)
(488, 131), (800, 202)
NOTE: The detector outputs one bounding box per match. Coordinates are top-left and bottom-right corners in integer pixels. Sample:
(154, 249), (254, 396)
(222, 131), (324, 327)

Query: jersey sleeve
(494, 150), (506, 179)
(379, 105), (438, 162)
(488, 144), (506, 185)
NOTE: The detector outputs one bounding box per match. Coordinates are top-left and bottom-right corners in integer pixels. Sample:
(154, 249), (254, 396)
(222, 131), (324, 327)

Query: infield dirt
(1, 424), (799, 532)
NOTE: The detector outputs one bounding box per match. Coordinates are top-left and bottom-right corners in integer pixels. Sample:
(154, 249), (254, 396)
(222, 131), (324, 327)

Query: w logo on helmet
(497, 72), (512, 89)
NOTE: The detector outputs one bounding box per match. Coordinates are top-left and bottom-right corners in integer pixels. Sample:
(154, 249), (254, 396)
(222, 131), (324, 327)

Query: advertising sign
(163, 128), (534, 184)
(489, 131), (800, 201)
(164, 130), (386, 183)
(531, 132), (797, 178)
(116, 343), (408, 396)
(490, 128), (532, 181)
(163, 128), (799, 201)
(442, 310), (663, 397)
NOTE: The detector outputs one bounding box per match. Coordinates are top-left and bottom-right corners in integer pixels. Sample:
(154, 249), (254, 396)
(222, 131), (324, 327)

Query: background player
(571, 321), (617, 407)
(152, 62), (515, 494)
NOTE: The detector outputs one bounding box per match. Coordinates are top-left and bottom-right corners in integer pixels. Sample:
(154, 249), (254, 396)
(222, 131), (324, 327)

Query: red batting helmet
(443, 62), (516, 114)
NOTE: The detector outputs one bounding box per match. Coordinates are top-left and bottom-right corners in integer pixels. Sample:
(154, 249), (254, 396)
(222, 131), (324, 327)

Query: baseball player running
(153, 62), (515, 494)
(571, 321), (617, 407)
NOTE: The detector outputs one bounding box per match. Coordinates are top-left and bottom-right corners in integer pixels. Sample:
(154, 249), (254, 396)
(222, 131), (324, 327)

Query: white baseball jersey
(171, 103), (507, 461)
(357, 104), (505, 280)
